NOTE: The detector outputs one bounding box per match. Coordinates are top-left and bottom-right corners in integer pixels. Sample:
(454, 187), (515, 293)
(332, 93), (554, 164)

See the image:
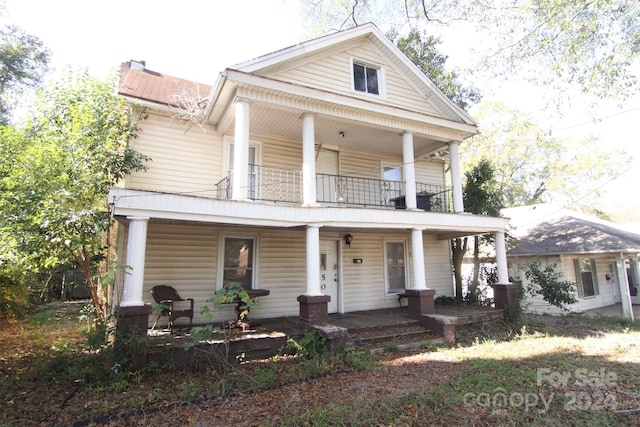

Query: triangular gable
(231, 23), (474, 125)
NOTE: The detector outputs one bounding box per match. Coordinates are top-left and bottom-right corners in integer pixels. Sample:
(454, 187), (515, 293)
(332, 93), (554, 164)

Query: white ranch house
(109, 24), (512, 330)
(504, 205), (638, 321)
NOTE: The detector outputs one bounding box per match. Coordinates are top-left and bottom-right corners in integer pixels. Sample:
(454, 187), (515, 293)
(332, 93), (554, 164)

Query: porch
(581, 303), (639, 320)
(145, 305), (505, 367)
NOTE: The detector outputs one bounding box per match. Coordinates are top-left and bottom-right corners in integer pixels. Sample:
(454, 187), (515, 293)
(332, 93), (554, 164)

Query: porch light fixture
(344, 233), (353, 248)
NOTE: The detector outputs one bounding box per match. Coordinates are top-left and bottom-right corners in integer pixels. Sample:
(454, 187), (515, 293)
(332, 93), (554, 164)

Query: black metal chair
(150, 285), (194, 332)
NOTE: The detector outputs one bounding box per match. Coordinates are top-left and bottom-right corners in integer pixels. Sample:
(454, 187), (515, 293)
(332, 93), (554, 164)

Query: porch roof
(109, 188), (509, 239)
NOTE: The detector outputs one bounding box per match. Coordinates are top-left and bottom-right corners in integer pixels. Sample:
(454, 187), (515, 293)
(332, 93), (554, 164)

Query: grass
(288, 321), (640, 426)
(1, 302), (639, 426)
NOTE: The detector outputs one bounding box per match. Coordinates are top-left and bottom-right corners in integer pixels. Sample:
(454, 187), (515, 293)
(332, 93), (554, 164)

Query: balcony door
(316, 148), (339, 203)
(224, 137), (261, 200)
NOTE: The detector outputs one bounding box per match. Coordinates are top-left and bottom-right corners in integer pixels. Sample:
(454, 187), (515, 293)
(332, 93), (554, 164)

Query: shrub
(522, 260), (578, 312)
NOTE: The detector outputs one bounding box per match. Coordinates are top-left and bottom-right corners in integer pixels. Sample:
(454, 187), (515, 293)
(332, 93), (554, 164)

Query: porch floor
(580, 303), (639, 320)
(151, 305), (504, 339)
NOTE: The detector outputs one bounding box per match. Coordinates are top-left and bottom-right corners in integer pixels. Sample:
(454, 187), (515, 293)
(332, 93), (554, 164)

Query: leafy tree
(0, 24), (50, 124)
(462, 101), (629, 208)
(452, 159), (502, 302)
(521, 260), (578, 312)
(0, 69), (149, 321)
(300, 0), (640, 101)
(388, 28), (480, 110)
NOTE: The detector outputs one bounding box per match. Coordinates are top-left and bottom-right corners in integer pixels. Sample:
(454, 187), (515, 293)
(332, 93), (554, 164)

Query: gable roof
(230, 23), (474, 126)
(118, 60), (212, 106)
(503, 204), (640, 256)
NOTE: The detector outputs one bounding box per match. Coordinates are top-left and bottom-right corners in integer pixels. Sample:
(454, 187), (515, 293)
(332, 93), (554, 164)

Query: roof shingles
(118, 61), (212, 106)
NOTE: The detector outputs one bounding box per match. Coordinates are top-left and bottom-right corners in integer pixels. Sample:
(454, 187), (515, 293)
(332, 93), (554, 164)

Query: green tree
(0, 69), (149, 320)
(0, 24), (50, 124)
(300, 0), (640, 100)
(452, 159), (503, 302)
(388, 28), (480, 110)
(522, 260), (578, 312)
(462, 101), (629, 209)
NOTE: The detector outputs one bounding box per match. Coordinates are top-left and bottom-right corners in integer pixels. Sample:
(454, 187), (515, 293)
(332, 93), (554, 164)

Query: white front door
(320, 239), (339, 313)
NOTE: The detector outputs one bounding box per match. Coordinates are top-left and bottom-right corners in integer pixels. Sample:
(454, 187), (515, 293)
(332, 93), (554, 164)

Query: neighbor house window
(221, 236), (256, 291)
(353, 62), (380, 95)
(574, 258), (599, 298)
(385, 241), (407, 293)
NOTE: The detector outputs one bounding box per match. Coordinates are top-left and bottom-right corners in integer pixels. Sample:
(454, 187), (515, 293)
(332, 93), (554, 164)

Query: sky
(4, 0), (639, 222)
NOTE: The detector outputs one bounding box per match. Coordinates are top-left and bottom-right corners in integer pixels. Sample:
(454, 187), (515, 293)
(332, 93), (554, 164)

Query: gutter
(203, 71), (228, 123)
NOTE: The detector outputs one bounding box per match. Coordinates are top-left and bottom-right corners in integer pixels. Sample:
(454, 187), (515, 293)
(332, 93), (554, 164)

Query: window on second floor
(352, 61), (382, 96)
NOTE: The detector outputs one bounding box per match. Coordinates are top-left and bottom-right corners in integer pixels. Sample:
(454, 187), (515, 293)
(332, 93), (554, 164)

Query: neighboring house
(109, 23), (511, 329)
(504, 204), (639, 319)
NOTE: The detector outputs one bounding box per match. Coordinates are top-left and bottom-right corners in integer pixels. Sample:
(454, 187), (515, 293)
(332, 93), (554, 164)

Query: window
(385, 241), (407, 293)
(353, 62), (380, 95)
(574, 258), (599, 298)
(382, 164), (402, 182)
(221, 236), (256, 291)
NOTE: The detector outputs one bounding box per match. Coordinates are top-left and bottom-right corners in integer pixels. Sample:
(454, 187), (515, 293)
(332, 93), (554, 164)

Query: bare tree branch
(170, 83), (209, 133)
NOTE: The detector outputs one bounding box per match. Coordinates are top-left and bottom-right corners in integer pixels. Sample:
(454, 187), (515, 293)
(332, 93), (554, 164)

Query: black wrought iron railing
(216, 167), (452, 212)
(316, 173), (404, 207)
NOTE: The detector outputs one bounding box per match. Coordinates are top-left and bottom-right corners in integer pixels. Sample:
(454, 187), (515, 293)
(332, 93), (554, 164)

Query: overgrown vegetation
(2, 302), (638, 425)
(0, 69), (149, 322)
(522, 260), (579, 312)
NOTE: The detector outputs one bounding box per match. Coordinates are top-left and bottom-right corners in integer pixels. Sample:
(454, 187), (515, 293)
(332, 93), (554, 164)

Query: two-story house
(109, 23), (512, 330)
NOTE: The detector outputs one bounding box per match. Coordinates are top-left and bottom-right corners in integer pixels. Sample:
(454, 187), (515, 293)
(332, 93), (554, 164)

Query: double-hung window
(352, 60), (383, 96)
(574, 258), (599, 297)
(220, 236), (256, 291)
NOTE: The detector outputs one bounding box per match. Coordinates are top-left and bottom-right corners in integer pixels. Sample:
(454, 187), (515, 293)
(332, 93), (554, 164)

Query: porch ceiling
(247, 103), (448, 158)
(206, 72), (470, 159)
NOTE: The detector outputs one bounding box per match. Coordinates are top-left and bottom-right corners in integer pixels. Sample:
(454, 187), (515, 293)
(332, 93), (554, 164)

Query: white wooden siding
(341, 148), (445, 185)
(142, 222), (218, 326)
(126, 113), (222, 195)
(341, 232), (387, 312)
(271, 43), (440, 117)
(257, 228), (307, 317)
(415, 161), (446, 186)
(424, 236), (454, 296)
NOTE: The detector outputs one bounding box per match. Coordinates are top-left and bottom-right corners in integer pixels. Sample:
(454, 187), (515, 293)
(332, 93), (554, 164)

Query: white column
(232, 98), (250, 200)
(411, 228), (427, 289)
(402, 132), (417, 210)
(449, 141), (464, 213)
(121, 216), (149, 307)
(301, 113), (317, 206)
(495, 231), (510, 284)
(615, 254), (634, 321)
(306, 225), (322, 295)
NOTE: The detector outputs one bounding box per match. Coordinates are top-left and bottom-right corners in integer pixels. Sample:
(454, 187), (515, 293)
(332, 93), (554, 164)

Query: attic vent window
(353, 63), (379, 95)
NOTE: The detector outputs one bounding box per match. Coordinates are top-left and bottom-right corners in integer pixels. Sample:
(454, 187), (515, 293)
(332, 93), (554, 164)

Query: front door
(320, 239), (339, 313)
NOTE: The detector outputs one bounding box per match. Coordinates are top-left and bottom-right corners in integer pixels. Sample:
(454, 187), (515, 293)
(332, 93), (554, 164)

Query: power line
(552, 106), (640, 133)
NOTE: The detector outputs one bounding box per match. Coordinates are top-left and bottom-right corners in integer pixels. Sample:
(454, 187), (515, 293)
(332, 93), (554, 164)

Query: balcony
(216, 165), (452, 212)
